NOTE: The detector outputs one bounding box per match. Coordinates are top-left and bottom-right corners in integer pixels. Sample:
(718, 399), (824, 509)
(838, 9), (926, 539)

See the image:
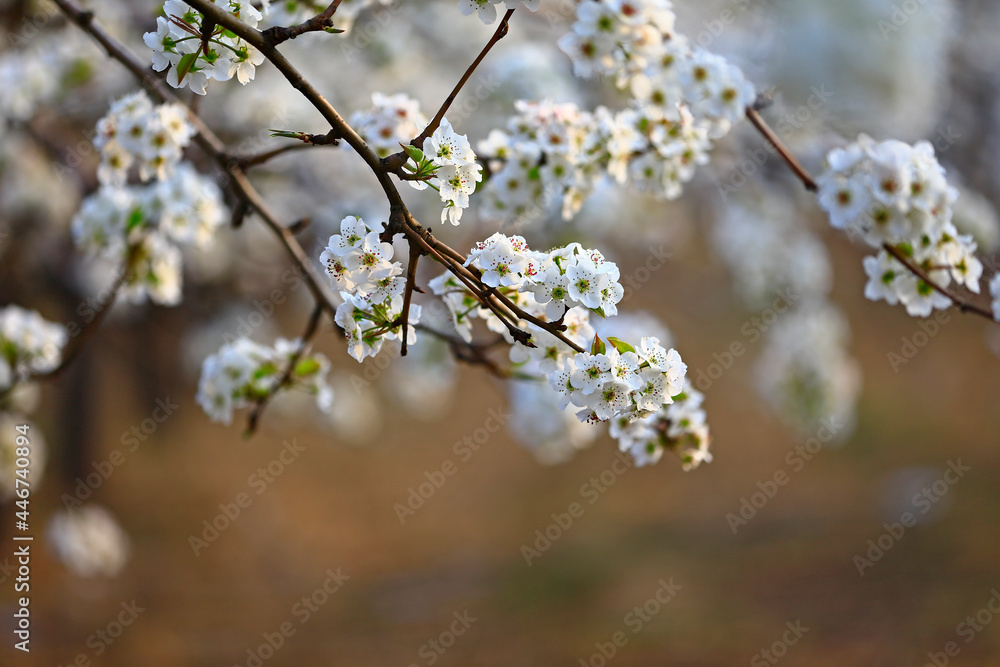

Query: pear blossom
(197, 337), (334, 424)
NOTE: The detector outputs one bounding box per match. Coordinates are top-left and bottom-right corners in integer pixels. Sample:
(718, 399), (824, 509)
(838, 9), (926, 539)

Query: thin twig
(413, 8), (515, 148)
(53, 0), (339, 318)
(260, 0), (343, 46)
(235, 142), (317, 169)
(744, 104), (818, 192)
(246, 302), (324, 435)
(414, 324), (518, 379)
(743, 103), (997, 323)
(0, 245), (136, 400)
(397, 243), (421, 356)
(882, 244), (995, 321)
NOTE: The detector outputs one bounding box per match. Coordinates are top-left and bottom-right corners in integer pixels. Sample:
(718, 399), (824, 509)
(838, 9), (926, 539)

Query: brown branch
(245, 302), (324, 436)
(185, 0), (582, 353)
(414, 324), (518, 379)
(882, 243), (995, 321)
(260, 0), (343, 46)
(56, 0), (583, 382)
(0, 244), (136, 400)
(397, 242), (421, 356)
(413, 8), (515, 148)
(744, 103), (817, 192)
(52, 0), (339, 319)
(744, 102), (998, 323)
(235, 136), (338, 170)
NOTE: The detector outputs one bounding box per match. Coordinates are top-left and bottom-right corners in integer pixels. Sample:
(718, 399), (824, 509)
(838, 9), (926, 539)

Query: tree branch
(744, 102), (817, 192)
(882, 243), (995, 321)
(0, 244), (136, 400)
(743, 102), (997, 323)
(260, 0), (343, 46)
(413, 8), (515, 148)
(245, 302), (324, 436)
(52, 0), (340, 318)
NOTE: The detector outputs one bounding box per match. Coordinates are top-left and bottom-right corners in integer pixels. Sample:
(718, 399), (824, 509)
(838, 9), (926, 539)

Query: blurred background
(2, 0), (1000, 664)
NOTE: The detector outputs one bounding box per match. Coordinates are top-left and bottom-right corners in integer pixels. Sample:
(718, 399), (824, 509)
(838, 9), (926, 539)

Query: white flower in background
(990, 275), (1000, 322)
(197, 337), (334, 424)
(71, 97), (226, 308)
(122, 232), (184, 306)
(754, 304), (861, 437)
(713, 194), (832, 309)
(153, 163), (226, 248)
(0, 415), (46, 500)
(0, 306), (67, 389)
(352, 93), (428, 158)
(47, 506), (130, 577)
(507, 380), (598, 464)
(95, 91), (194, 185)
(458, 0), (540, 24)
(951, 184), (1000, 254)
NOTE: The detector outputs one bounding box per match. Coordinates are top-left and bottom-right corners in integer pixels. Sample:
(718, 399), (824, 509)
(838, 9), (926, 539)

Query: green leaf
(590, 334), (606, 356)
(126, 206), (145, 233)
(401, 143), (424, 162)
(607, 337), (636, 354)
(294, 358), (321, 376)
(252, 362), (278, 380)
(323, 26), (346, 34)
(175, 52), (198, 84)
(269, 129), (305, 140)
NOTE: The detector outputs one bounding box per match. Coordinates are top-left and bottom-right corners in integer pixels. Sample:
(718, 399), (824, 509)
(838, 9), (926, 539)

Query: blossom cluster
(197, 337), (334, 424)
(559, 0), (756, 133)
(425, 233), (623, 355)
(72, 92), (225, 306)
(501, 305), (707, 469)
(426, 233), (686, 432)
(405, 118), (483, 225)
(550, 335), (688, 428)
(474, 0), (756, 222)
(610, 380), (711, 469)
(459, 0), (540, 24)
(94, 91), (195, 184)
(145, 0), (267, 94)
(817, 135), (983, 317)
(320, 216), (420, 361)
(0, 306), (67, 392)
(351, 93), (428, 159)
(469, 232), (625, 318)
(477, 98), (711, 222)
